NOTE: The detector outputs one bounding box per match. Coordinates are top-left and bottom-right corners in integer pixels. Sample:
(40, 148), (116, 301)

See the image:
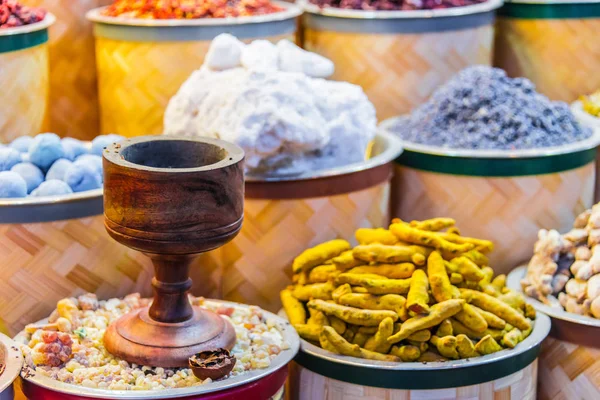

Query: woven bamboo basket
(383, 118), (600, 274)
(87, 3), (301, 138)
(287, 312), (550, 399)
(494, 0), (600, 102)
(507, 267), (600, 399)
(301, 0), (501, 120)
(189, 131), (402, 313)
(20, 1), (112, 139)
(0, 15), (54, 143)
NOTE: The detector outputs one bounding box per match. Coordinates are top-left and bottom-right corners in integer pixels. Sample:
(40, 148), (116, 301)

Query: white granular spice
(164, 34), (377, 176)
(21, 294), (289, 391)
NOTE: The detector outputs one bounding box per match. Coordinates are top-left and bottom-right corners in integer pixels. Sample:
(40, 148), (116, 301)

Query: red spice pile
(102, 0), (283, 19)
(309, 0), (487, 10)
(0, 0), (46, 29)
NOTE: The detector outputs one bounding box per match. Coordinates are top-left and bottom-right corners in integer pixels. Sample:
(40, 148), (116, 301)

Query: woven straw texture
(21, 0), (111, 139)
(392, 163), (595, 274)
(288, 359), (537, 400)
(0, 44), (49, 142)
(96, 33), (293, 137)
(0, 216), (154, 337)
(190, 182), (391, 313)
(494, 18), (600, 102)
(303, 26), (493, 120)
(538, 337), (600, 400)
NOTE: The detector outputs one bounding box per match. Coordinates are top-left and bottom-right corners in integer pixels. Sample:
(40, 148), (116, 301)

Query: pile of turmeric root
(281, 218), (536, 362)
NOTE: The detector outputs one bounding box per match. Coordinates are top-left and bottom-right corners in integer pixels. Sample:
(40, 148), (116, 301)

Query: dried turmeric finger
(308, 265), (339, 283)
(292, 282), (334, 301)
(451, 257), (485, 281)
(352, 332), (370, 347)
(410, 218), (456, 231)
(492, 275), (506, 291)
(293, 239), (351, 273)
(329, 316), (347, 335)
(430, 335), (459, 359)
(332, 250), (365, 271)
(355, 228), (398, 245)
(522, 320), (533, 339)
(357, 326), (378, 334)
(337, 293), (406, 314)
(407, 329), (431, 342)
(308, 299), (398, 326)
(450, 319), (504, 341)
(447, 227), (461, 235)
(364, 317), (394, 353)
(347, 263), (415, 279)
(307, 308), (329, 327)
(281, 289), (306, 326)
(390, 224), (474, 255)
(352, 286), (369, 293)
(390, 345), (421, 361)
(321, 327), (401, 362)
(471, 305), (506, 329)
(502, 328), (523, 349)
(525, 304), (536, 320)
(407, 269), (430, 314)
(332, 284), (352, 302)
(436, 232), (493, 253)
(342, 328), (355, 342)
(353, 244), (427, 265)
(498, 291), (526, 312)
(436, 319), (453, 337)
(387, 299), (465, 344)
(475, 335), (503, 355)
(454, 303), (488, 333)
(461, 289), (531, 331)
(428, 251), (456, 302)
(294, 324), (321, 342)
(463, 250), (489, 266)
(319, 332), (340, 354)
(418, 351), (448, 362)
(337, 273), (412, 295)
(450, 273), (463, 284)
(456, 334), (478, 358)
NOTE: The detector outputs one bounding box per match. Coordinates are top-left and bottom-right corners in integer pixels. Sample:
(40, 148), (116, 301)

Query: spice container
(87, 2), (302, 137)
(0, 333), (23, 400)
(0, 13), (54, 142)
(301, 0), (502, 120)
(494, 0), (600, 102)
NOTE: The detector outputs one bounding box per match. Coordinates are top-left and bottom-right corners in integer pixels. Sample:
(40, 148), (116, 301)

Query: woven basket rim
(0, 13), (55, 37)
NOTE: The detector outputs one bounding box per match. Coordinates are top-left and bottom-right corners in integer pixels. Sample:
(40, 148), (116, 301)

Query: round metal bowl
(288, 311), (550, 389)
(0, 333), (23, 400)
(0, 13), (55, 38)
(15, 299), (300, 400)
(507, 266), (600, 349)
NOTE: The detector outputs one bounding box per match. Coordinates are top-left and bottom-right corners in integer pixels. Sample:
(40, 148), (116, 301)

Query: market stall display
(301, 0), (501, 120)
(281, 220), (550, 398)
(0, 7), (54, 142)
(0, 333), (23, 400)
(494, 0), (600, 103)
(384, 66), (600, 272)
(87, 1), (301, 137)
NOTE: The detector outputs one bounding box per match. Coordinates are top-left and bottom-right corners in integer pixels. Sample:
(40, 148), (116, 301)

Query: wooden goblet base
(104, 306), (236, 368)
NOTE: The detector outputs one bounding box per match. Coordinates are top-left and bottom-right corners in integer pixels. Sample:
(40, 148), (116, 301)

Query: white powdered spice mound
(164, 34), (377, 175)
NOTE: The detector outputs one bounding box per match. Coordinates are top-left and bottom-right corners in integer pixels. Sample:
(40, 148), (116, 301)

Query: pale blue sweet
(46, 159), (73, 181)
(10, 162), (44, 194)
(9, 136), (33, 153)
(31, 180), (73, 197)
(0, 171), (27, 198)
(29, 133), (65, 170)
(91, 134), (124, 156)
(65, 162), (102, 192)
(62, 137), (88, 161)
(75, 154), (103, 182)
(0, 148), (22, 171)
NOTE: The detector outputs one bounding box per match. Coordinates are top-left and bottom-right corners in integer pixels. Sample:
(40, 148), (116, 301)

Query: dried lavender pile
(309, 0), (487, 11)
(389, 66), (592, 150)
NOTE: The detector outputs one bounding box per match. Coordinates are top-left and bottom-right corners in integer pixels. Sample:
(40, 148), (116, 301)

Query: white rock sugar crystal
(164, 34), (377, 175)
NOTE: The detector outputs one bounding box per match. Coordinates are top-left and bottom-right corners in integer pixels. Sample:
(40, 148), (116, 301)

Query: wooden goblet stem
(147, 254), (195, 324)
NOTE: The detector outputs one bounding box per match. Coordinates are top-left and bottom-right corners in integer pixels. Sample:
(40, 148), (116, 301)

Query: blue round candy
(0, 171), (27, 198)
(31, 180), (73, 197)
(91, 134), (124, 156)
(46, 159), (73, 181)
(9, 136), (34, 153)
(29, 133), (65, 170)
(65, 162), (102, 192)
(0, 147), (22, 171)
(10, 162), (44, 194)
(62, 138), (89, 161)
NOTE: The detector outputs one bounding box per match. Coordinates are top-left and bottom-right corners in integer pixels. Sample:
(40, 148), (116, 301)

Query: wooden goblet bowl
(102, 136), (244, 367)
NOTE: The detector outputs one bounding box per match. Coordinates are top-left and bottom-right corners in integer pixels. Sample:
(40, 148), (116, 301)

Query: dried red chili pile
(102, 0), (283, 19)
(309, 0), (487, 10)
(0, 0), (46, 29)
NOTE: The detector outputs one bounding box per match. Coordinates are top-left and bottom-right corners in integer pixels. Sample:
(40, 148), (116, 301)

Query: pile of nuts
(308, 0), (487, 11)
(0, 0), (46, 29)
(102, 0), (283, 19)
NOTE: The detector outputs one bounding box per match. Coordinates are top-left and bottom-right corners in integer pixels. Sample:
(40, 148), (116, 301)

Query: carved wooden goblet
(102, 136), (244, 368)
